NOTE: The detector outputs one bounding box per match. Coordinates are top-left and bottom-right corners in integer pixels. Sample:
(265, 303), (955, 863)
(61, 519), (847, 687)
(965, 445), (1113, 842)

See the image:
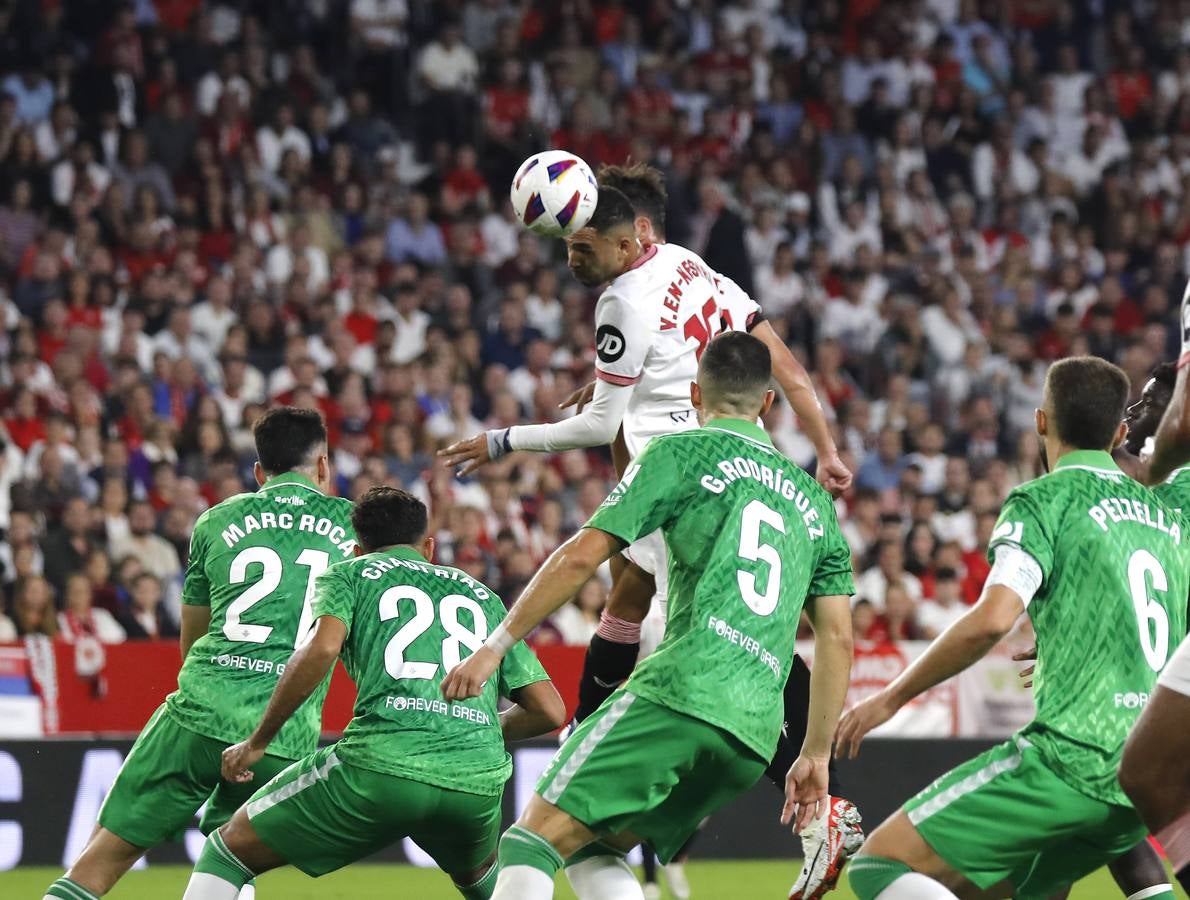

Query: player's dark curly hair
(1045, 356), (1130, 450)
(598, 162), (667, 238)
(351, 486), (428, 552)
(586, 186), (636, 234)
(1152, 361), (1176, 392)
(253, 407), (327, 476)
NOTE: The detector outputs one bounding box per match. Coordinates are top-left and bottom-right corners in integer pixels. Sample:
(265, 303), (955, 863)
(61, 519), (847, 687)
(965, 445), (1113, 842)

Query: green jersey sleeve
(181, 511), (212, 607)
(988, 488), (1056, 586)
(498, 637), (550, 697)
(585, 439), (690, 544)
(311, 563), (356, 632)
(808, 505), (855, 598)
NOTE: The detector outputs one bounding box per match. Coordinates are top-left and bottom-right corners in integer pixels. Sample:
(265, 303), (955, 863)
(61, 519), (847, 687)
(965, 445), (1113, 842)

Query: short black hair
(351, 486), (429, 552)
(253, 407), (327, 475)
(586, 186), (636, 234)
(1044, 356), (1130, 450)
(1152, 361), (1176, 392)
(698, 331), (772, 410)
(598, 162), (667, 238)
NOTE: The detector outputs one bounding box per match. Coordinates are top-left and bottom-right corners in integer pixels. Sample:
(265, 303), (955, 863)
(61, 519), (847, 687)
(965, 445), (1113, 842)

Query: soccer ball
(510, 150), (598, 237)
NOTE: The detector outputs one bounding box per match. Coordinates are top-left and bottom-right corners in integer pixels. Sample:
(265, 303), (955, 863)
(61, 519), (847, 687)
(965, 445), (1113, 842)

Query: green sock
(456, 863), (499, 899)
(194, 830), (254, 889)
(848, 855), (912, 900)
(45, 877), (101, 900)
(499, 824), (564, 879)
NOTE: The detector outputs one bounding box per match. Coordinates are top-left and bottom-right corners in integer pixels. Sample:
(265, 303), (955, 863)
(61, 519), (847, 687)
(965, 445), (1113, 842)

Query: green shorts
(537, 690), (766, 863)
(99, 704), (295, 848)
(905, 737), (1148, 899)
(245, 745), (502, 878)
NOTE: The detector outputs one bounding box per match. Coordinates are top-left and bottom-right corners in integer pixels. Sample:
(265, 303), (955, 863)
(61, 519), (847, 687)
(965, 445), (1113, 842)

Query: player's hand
(559, 381), (596, 414)
(441, 647), (501, 700)
(780, 754), (829, 834)
(835, 691), (898, 759)
(816, 452), (853, 497)
(222, 740), (266, 784)
(438, 433), (492, 477)
(1013, 645), (1037, 688)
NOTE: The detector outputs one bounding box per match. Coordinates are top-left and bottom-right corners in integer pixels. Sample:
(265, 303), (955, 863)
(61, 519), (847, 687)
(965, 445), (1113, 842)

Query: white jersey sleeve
(594, 291), (650, 386)
(714, 271), (764, 332)
(505, 377), (632, 452)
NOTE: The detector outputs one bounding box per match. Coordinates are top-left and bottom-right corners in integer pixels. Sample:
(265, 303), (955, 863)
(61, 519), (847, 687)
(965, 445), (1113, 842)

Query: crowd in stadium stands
(0, 0), (1184, 650)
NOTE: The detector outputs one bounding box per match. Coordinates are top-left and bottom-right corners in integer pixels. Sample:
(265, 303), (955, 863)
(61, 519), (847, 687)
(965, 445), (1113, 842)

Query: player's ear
(635, 215), (651, 244)
(1110, 420), (1127, 450)
(690, 381), (702, 409)
(1034, 408), (1046, 437)
(759, 389), (776, 418)
(421, 535), (436, 563)
(352, 543), (364, 558)
(253, 461), (266, 487)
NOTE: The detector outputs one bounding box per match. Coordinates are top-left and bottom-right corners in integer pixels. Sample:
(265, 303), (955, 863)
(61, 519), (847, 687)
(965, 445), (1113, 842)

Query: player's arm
(443, 440), (682, 699)
(179, 511), (213, 661)
(1149, 365), (1190, 484)
(180, 607), (211, 660)
(502, 679), (568, 741)
(751, 319), (851, 495)
(439, 293), (645, 475)
(441, 527), (624, 699)
(222, 614), (347, 782)
(836, 576), (1027, 758)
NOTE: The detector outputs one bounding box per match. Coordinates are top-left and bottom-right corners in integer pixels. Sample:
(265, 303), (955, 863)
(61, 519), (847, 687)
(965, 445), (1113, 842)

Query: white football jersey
(594, 242), (762, 458)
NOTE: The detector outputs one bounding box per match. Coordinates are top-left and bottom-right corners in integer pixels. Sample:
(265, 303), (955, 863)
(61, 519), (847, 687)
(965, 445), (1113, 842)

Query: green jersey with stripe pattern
(311, 546), (549, 795)
(988, 450), (1190, 805)
(168, 473), (356, 760)
(585, 417), (855, 760)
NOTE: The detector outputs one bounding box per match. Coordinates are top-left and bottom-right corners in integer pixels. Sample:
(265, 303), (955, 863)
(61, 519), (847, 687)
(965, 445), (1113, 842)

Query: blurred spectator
(548, 578), (606, 645)
(118, 572), (179, 640)
(12, 576), (57, 638)
(919, 568), (967, 638)
(58, 572), (126, 644)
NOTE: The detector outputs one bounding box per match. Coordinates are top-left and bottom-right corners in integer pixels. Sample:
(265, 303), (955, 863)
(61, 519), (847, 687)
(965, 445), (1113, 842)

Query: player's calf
(182, 812), (283, 900)
(847, 812), (979, 900)
(45, 827), (145, 899)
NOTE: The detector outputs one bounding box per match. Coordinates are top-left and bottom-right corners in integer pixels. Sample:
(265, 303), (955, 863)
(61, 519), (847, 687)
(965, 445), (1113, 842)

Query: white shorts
(1158, 635), (1190, 697)
(622, 408), (699, 461)
(623, 530), (669, 618)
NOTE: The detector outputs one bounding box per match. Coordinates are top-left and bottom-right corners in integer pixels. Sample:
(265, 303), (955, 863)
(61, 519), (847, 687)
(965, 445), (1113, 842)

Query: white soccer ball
(509, 150), (599, 237)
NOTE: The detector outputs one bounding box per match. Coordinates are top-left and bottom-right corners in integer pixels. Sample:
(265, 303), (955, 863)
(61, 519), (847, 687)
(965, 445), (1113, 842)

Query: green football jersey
(167, 473), (356, 759)
(989, 450), (1190, 805)
(1153, 466), (1190, 515)
(585, 417), (855, 760)
(311, 546), (549, 796)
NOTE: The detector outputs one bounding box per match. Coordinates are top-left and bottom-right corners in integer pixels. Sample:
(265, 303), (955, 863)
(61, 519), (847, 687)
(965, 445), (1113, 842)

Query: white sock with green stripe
(44, 877), (100, 900)
(492, 825), (564, 899)
(183, 830), (256, 900)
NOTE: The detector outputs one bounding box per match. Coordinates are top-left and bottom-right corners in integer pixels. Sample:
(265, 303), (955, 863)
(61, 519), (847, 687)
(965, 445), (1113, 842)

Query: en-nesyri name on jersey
(594, 242), (762, 459)
(166, 474), (356, 760)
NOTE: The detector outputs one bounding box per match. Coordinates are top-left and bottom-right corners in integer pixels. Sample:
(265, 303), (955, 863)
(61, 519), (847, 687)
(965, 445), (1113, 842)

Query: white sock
(237, 884), (256, 900)
(876, 873), (960, 899)
(182, 871), (242, 900)
(492, 865), (555, 899)
(566, 855), (645, 900)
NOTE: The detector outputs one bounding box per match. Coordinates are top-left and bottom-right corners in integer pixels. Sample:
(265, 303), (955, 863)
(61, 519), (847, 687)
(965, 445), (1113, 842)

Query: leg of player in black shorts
(572, 559), (863, 899)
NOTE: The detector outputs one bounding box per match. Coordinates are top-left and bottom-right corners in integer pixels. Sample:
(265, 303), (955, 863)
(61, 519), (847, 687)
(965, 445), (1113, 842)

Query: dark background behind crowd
(0, 0), (1183, 650)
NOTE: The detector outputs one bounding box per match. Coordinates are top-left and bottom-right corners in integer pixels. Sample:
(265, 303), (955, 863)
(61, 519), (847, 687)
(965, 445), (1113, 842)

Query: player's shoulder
(196, 490), (258, 525)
